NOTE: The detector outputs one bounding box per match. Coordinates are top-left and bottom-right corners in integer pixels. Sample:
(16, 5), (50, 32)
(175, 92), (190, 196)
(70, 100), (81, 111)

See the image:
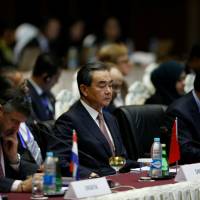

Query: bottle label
(150, 159), (162, 177)
(43, 175), (55, 185)
(151, 159), (162, 169)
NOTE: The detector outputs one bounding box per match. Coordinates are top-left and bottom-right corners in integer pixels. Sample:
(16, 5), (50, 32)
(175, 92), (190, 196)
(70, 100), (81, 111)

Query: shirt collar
(29, 78), (43, 96)
(192, 90), (200, 112)
(80, 99), (102, 120)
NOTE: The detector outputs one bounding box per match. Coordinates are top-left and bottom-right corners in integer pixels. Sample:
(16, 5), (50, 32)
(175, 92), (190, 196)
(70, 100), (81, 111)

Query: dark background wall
(0, 0), (200, 55)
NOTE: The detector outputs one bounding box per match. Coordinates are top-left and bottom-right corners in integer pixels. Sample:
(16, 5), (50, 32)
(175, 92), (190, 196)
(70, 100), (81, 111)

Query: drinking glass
(31, 174), (45, 199)
(109, 156), (126, 174)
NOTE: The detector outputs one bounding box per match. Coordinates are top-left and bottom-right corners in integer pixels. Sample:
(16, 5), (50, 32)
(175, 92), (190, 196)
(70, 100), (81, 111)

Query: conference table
(3, 171), (200, 200)
(1, 172), (177, 200)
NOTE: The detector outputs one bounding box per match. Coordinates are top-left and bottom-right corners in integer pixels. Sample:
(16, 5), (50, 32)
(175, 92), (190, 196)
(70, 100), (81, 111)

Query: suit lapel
(77, 102), (113, 156)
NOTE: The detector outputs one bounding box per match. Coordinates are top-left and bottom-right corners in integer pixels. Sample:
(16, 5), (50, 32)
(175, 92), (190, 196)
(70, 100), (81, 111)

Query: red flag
(168, 118), (180, 164)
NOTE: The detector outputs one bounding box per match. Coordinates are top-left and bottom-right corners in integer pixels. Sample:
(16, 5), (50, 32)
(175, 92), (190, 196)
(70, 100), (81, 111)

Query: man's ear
(80, 84), (88, 97)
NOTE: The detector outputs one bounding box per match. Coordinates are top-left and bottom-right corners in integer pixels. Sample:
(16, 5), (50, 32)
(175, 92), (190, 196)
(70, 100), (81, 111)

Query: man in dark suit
(164, 72), (200, 164)
(27, 53), (62, 121)
(48, 62), (138, 178)
(0, 87), (38, 192)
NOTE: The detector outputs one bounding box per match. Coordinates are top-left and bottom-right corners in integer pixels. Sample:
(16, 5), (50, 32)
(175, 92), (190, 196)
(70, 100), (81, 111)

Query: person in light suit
(48, 61), (138, 178)
(164, 72), (200, 164)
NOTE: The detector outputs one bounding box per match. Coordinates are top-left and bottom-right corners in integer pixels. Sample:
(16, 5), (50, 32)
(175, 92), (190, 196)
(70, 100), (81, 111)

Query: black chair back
(114, 104), (166, 160)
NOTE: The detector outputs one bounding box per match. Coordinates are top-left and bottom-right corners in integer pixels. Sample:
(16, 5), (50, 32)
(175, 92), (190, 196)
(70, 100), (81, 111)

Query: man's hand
(16, 173), (44, 192)
(2, 132), (19, 163)
(16, 176), (32, 192)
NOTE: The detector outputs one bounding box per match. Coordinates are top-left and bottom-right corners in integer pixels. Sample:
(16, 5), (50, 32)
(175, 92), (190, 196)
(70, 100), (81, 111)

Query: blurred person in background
(38, 17), (61, 54)
(97, 43), (132, 105)
(145, 60), (186, 106)
(104, 62), (124, 113)
(0, 21), (15, 66)
(98, 17), (134, 54)
(64, 19), (86, 69)
(98, 43), (132, 76)
(27, 53), (62, 121)
(14, 23), (42, 71)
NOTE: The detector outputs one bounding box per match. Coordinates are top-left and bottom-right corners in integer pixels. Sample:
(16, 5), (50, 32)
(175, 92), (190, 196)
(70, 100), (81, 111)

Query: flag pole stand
(175, 161), (178, 174)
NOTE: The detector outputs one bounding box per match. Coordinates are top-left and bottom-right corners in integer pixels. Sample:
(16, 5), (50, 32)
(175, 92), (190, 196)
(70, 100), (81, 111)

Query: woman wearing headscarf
(145, 60), (186, 106)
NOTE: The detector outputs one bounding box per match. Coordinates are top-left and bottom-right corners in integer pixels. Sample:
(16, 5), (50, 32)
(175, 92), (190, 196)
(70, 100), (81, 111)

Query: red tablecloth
(107, 172), (175, 189)
(3, 172), (175, 199)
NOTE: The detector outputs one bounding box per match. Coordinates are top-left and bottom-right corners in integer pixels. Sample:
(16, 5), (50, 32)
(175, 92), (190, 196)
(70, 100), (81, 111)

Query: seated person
(104, 62), (124, 113)
(0, 87), (38, 192)
(27, 53), (62, 121)
(164, 72), (200, 164)
(0, 71), (44, 166)
(145, 60), (186, 106)
(48, 61), (139, 178)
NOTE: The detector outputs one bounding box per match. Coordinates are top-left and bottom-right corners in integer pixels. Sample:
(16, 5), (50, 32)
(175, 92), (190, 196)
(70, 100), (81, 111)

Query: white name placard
(64, 177), (111, 199)
(175, 163), (200, 182)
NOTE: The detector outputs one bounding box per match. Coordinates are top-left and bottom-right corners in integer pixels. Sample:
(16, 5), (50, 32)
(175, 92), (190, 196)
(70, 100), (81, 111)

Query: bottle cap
(154, 137), (160, 142)
(46, 151), (53, 157)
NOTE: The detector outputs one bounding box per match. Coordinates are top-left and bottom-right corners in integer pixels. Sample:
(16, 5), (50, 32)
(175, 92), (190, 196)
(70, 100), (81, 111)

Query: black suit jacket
(164, 91), (200, 164)
(0, 155), (38, 192)
(48, 100), (138, 178)
(27, 80), (55, 121)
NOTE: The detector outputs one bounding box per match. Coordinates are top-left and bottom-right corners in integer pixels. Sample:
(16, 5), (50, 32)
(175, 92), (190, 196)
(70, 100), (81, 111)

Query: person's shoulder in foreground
(164, 72), (200, 164)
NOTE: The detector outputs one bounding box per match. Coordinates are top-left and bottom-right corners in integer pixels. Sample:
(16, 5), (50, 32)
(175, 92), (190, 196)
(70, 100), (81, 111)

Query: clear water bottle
(162, 144), (169, 176)
(150, 137), (162, 177)
(43, 152), (56, 194)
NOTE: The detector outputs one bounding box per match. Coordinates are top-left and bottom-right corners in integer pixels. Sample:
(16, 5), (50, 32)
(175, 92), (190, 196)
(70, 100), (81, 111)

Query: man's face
(81, 70), (113, 111)
(43, 69), (62, 91)
(0, 107), (26, 137)
(176, 72), (186, 95)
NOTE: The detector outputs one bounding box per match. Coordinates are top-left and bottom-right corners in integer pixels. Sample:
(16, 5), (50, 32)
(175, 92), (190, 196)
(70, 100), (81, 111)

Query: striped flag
(168, 118), (180, 164)
(69, 130), (79, 180)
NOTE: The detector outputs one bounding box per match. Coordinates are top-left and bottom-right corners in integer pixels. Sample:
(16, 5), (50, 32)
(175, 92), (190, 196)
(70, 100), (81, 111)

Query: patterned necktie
(97, 112), (115, 155)
(40, 92), (53, 118)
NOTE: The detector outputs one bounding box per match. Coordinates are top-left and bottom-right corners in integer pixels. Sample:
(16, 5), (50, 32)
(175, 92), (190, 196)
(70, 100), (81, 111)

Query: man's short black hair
(77, 61), (108, 96)
(32, 53), (62, 77)
(0, 87), (31, 117)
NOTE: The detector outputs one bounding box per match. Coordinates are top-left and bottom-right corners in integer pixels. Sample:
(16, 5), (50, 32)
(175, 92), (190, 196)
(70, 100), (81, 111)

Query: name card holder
(175, 163), (200, 182)
(64, 177), (111, 199)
